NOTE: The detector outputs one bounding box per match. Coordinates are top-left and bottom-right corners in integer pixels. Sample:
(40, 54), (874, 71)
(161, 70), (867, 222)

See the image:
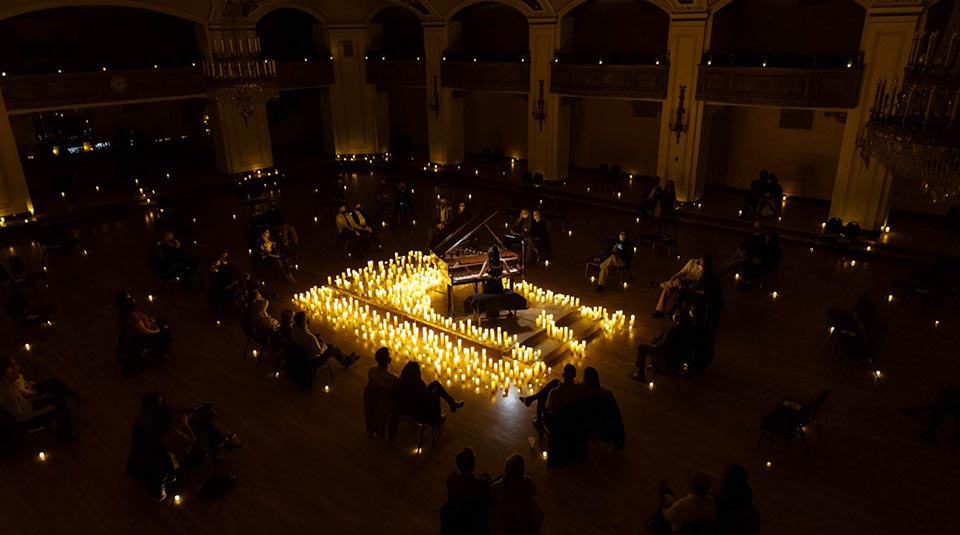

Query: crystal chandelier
(861, 1), (960, 204)
(203, 0), (278, 124)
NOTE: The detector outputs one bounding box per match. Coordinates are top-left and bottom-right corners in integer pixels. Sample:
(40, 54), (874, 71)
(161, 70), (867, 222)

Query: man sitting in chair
(290, 312), (359, 369)
(596, 229), (634, 291)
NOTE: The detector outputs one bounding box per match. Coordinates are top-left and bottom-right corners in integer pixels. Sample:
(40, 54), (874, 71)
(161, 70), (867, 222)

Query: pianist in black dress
(479, 246), (510, 294)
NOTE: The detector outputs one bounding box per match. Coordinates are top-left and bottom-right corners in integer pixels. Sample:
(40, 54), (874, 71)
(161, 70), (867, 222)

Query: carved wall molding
(550, 64), (669, 99)
(440, 61), (530, 92)
(366, 60), (427, 87)
(695, 66), (863, 109)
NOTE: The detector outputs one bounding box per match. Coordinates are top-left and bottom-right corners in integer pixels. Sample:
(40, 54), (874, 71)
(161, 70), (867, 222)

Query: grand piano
(431, 211), (524, 315)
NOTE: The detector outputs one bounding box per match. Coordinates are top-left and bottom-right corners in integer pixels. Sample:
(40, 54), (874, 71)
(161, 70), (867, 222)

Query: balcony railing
(440, 60), (530, 92)
(0, 62), (335, 112)
(695, 65), (864, 109)
(366, 60), (426, 87)
(550, 63), (669, 99)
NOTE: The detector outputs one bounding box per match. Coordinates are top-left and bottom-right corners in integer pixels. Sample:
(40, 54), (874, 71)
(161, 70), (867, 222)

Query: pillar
(202, 26), (274, 174)
(657, 13), (708, 203)
(829, 4), (922, 231)
(0, 89), (33, 218)
(527, 20), (569, 182)
(423, 23), (464, 165)
(328, 25), (389, 156)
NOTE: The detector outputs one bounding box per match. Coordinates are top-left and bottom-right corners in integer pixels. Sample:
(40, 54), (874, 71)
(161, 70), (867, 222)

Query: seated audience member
(278, 309), (294, 345)
(351, 202), (376, 240)
(451, 201), (473, 230)
(653, 256), (711, 318)
(364, 347), (399, 439)
(261, 200), (300, 252)
(127, 393), (240, 500)
(290, 311), (359, 368)
(336, 202), (362, 240)
(596, 229), (634, 291)
(257, 228), (296, 282)
(490, 454), (543, 535)
(441, 448), (491, 535)
(648, 473), (716, 535)
(529, 210), (551, 263)
(743, 170), (768, 215)
(901, 383), (960, 442)
(0, 356), (82, 442)
(374, 179), (392, 224)
(717, 222), (766, 280)
(580, 367), (625, 451)
(520, 364), (582, 426)
(392, 361), (463, 426)
(208, 252), (246, 310)
(657, 180), (677, 216)
(156, 231), (193, 270)
(632, 309), (694, 382)
(638, 177), (665, 222)
(757, 174), (783, 218)
(510, 208), (532, 239)
(252, 298), (283, 348)
(435, 195), (453, 233)
(117, 291), (172, 357)
(394, 181), (415, 224)
(715, 464), (761, 535)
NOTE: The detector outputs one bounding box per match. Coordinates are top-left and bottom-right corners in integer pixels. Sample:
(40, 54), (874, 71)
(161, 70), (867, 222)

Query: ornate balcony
(550, 63), (669, 99)
(1, 68), (205, 112)
(440, 61), (530, 93)
(695, 65), (864, 109)
(366, 60), (426, 87)
(276, 60), (334, 90)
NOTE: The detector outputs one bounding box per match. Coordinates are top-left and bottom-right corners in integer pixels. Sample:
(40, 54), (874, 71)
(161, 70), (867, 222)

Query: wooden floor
(1, 166), (958, 535)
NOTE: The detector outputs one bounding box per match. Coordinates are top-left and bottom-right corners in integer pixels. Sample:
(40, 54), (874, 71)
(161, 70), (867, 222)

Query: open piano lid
(430, 210), (512, 259)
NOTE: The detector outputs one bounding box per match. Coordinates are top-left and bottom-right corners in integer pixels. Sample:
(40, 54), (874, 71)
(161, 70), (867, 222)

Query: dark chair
(0, 265), (31, 291)
(533, 172), (544, 184)
(1, 286), (56, 334)
(824, 217), (844, 235)
(283, 343), (334, 392)
(8, 256), (45, 286)
(0, 404), (57, 455)
(597, 163), (610, 175)
(609, 164), (621, 177)
(839, 320), (885, 373)
(35, 224), (79, 258)
(841, 222), (861, 241)
(521, 171), (534, 184)
(756, 389), (830, 462)
(677, 518), (715, 535)
(400, 413), (443, 452)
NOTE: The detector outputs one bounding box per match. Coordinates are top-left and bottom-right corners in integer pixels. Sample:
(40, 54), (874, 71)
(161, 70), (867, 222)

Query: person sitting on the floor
(257, 228), (296, 282)
(596, 229), (634, 291)
(0, 356), (82, 442)
(392, 361), (463, 426)
(364, 347), (399, 439)
(901, 383), (960, 442)
(715, 464), (761, 535)
(648, 473), (716, 535)
(520, 364), (582, 426)
(490, 454), (543, 535)
(440, 447), (491, 535)
(290, 311), (359, 368)
(653, 255), (711, 318)
(580, 367), (625, 451)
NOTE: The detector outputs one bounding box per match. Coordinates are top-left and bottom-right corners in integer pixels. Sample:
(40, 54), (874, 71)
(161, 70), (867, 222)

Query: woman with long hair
(490, 454), (543, 535)
(392, 361), (463, 425)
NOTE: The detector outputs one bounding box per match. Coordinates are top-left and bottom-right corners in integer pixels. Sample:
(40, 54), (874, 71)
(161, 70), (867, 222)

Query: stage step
(531, 313), (605, 365)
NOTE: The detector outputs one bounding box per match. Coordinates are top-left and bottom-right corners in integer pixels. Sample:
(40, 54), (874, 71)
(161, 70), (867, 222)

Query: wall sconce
(668, 85), (688, 145)
(429, 75), (440, 120)
(532, 80), (546, 131)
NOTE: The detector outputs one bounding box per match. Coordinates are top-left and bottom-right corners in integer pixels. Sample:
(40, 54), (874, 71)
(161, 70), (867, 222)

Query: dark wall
(0, 7), (199, 73)
(257, 8), (326, 61)
(456, 3), (528, 57)
(267, 89), (328, 150)
(710, 0), (865, 56)
(567, 0), (668, 59)
(373, 7), (424, 58)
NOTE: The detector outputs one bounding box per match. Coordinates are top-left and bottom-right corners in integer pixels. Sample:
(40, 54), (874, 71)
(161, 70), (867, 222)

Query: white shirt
(673, 259), (704, 284)
(664, 494), (715, 532)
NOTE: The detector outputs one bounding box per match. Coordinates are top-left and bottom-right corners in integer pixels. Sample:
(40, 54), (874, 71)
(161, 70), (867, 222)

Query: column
(527, 20), (569, 182)
(202, 27), (274, 174)
(657, 13), (708, 203)
(328, 25), (389, 156)
(0, 89), (33, 218)
(829, 5), (922, 231)
(423, 23), (464, 165)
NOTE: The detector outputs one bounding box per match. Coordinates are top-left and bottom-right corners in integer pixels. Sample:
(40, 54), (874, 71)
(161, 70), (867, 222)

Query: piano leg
(447, 284), (453, 315)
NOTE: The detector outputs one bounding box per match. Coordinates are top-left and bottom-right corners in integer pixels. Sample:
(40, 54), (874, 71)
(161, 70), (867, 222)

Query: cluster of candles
(292, 285), (547, 395)
(513, 280), (581, 308)
(328, 252), (519, 350)
(534, 312), (586, 357)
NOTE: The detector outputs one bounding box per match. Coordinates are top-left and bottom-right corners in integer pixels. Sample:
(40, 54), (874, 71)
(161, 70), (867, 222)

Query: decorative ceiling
(0, 0), (932, 24)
